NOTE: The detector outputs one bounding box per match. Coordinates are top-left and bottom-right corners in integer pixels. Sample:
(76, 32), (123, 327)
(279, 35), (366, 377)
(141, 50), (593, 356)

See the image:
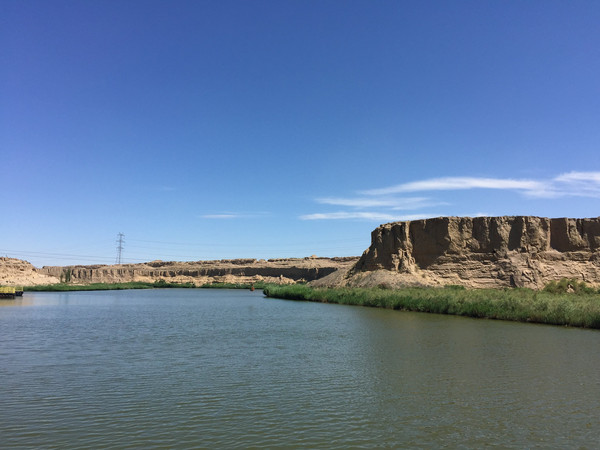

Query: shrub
(264, 284), (600, 329)
(444, 284), (466, 290)
(543, 278), (594, 294)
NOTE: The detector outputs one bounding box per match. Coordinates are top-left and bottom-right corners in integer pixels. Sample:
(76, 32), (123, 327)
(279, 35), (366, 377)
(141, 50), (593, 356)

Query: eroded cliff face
(7, 217), (599, 290)
(316, 217), (600, 289)
(0, 257), (60, 286)
(39, 257), (358, 286)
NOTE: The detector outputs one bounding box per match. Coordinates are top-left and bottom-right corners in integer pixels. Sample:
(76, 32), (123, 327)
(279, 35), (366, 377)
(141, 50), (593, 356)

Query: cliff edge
(313, 216), (600, 289)
(0, 257), (60, 286)
(38, 257), (358, 286)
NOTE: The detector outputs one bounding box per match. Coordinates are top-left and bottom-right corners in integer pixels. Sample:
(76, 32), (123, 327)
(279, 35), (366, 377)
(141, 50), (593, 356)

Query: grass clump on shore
(542, 278), (596, 294)
(199, 281), (268, 290)
(263, 283), (600, 329)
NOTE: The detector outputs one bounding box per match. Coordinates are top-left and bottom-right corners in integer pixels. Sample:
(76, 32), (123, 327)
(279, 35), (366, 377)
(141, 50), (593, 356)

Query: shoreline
(263, 284), (600, 329)
(23, 281), (267, 292)
(19, 279), (600, 329)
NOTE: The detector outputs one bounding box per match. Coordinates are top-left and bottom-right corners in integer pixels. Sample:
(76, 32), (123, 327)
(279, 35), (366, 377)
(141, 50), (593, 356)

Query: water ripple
(1, 289), (599, 448)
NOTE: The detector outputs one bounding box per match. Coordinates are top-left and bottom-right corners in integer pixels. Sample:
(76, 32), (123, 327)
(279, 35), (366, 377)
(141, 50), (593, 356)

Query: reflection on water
(352, 309), (600, 447)
(1, 289), (599, 447)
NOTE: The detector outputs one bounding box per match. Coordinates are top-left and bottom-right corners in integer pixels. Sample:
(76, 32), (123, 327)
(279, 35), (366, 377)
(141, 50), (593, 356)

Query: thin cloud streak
(316, 196), (446, 210)
(300, 212), (436, 221)
(301, 171), (600, 222)
(362, 172), (600, 198)
(200, 211), (272, 219)
(555, 171), (600, 183)
(363, 177), (545, 196)
(550, 171), (600, 198)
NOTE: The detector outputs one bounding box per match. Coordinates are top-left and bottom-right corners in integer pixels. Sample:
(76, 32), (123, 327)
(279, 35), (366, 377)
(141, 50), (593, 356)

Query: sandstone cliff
(0, 257), (60, 286)
(38, 257), (358, 286)
(313, 216), (600, 289)
(6, 216), (599, 290)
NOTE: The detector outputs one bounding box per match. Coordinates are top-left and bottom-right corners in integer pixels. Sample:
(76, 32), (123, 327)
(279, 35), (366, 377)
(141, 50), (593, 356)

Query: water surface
(1, 289), (599, 447)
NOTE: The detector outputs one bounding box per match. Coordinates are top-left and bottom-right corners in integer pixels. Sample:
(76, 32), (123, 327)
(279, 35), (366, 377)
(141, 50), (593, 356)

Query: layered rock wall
(0, 257), (60, 286)
(39, 257), (358, 286)
(7, 216), (599, 290)
(327, 216), (600, 289)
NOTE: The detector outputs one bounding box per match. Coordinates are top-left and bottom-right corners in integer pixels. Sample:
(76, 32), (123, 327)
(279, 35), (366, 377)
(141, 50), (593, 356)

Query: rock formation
(313, 216), (600, 289)
(5, 216), (600, 290)
(0, 257), (60, 286)
(38, 257), (358, 286)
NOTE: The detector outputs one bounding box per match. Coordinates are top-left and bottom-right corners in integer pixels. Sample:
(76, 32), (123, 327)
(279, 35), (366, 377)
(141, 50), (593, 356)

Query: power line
(127, 237), (367, 246)
(2, 232), (368, 267)
(2, 242), (365, 263)
(0, 249), (118, 263)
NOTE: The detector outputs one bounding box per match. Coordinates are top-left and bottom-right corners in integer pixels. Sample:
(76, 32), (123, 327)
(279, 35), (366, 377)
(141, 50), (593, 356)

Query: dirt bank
(0, 257), (60, 286)
(37, 257), (359, 286)
(312, 216), (600, 289)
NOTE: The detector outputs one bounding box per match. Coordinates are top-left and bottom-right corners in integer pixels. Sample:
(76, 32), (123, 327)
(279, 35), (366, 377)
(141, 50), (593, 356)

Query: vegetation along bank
(21, 278), (600, 329)
(263, 281), (600, 329)
(23, 281), (267, 292)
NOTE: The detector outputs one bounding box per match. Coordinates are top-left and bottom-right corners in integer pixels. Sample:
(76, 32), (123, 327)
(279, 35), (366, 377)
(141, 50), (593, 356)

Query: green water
(1, 289), (598, 448)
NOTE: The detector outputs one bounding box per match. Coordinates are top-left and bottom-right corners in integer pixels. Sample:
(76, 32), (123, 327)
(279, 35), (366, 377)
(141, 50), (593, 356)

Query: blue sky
(2, 0), (599, 267)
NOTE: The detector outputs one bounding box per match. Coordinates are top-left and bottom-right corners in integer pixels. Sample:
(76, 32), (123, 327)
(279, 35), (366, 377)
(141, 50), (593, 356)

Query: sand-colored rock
(5, 216), (599, 291)
(38, 257), (358, 286)
(312, 216), (600, 289)
(0, 257), (60, 286)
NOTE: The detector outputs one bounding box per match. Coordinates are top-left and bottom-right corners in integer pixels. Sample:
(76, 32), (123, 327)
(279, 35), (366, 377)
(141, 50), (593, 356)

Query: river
(1, 289), (599, 448)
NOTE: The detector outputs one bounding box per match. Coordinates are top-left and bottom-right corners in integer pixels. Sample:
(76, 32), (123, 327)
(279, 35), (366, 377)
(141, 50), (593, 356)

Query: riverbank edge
(263, 285), (600, 329)
(23, 281), (267, 292)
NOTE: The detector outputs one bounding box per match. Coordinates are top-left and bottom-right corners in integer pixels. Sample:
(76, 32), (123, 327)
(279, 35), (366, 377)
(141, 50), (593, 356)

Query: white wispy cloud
(300, 171), (600, 222)
(555, 171), (600, 183)
(361, 172), (600, 198)
(551, 171), (600, 198)
(200, 211), (271, 219)
(362, 177), (546, 196)
(300, 212), (435, 221)
(316, 196), (446, 210)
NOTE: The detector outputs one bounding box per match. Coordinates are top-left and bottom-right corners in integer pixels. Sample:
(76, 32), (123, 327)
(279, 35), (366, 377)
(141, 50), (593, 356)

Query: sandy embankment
(1, 256), (359, 287)
(0, 257), (60, 286)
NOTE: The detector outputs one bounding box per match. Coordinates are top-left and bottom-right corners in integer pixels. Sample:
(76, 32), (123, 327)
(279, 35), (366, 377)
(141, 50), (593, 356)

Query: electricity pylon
(116, 233), (125, 264)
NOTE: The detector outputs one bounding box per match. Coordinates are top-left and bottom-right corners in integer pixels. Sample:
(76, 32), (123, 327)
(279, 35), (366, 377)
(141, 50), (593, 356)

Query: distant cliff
(39, 257), (358, 286)
(0, 257), (59, 286)
(6, 216), (600, 290)
(313, 217), (600, 289)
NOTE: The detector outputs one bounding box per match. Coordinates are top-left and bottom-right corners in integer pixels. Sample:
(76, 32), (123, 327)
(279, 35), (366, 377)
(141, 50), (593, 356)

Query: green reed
(25, 280), (196, 291)
(263, 284), (600, 329)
